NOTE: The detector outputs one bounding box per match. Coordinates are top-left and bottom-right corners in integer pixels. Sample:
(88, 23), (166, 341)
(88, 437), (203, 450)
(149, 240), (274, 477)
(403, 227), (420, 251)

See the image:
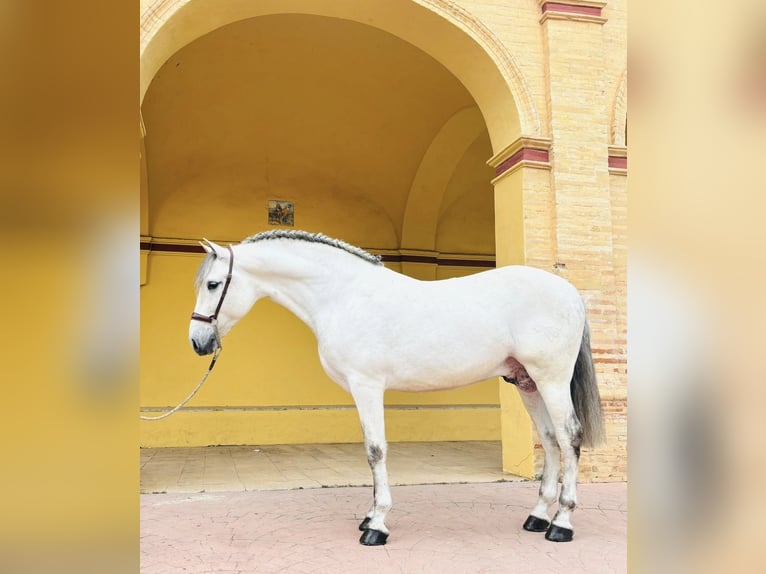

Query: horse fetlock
(531, 499), (553, 519)
(551, 508), (574, 531)
(366, 517), (389, 534)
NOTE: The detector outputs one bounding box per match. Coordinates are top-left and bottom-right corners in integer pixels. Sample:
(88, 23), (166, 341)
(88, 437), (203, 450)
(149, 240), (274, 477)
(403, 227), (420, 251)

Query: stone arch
(401, 106), (486, 252)
(140, 0), (539, 151)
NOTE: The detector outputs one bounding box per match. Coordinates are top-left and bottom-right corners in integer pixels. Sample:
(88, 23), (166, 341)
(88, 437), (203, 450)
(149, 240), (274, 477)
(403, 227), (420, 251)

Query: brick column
(540, 0), (611, 281)
(539, 1), (622, 480)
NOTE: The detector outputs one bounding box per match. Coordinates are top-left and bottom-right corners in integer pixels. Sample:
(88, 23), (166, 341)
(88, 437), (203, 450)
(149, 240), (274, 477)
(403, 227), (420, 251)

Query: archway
(140, 0), (538, 477)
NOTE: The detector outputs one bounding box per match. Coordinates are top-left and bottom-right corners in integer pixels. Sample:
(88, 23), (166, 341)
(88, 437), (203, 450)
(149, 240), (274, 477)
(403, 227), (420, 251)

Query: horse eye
(207, 281), (221, 290)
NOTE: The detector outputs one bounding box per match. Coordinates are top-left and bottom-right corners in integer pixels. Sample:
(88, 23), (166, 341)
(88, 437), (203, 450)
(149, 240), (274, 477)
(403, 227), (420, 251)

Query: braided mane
(242, 230), (383, 266)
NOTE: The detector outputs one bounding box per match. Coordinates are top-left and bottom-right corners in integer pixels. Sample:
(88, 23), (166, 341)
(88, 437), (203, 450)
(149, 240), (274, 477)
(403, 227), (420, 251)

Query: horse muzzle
(190, 333), (218, 356)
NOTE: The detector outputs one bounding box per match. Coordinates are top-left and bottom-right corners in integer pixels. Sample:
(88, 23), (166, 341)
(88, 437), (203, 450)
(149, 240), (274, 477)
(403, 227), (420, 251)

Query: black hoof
(545, 524), (574, 542)
(359, 529), (389, 546)
(522, 515), (550, 532)
(358, 517), (371, 531)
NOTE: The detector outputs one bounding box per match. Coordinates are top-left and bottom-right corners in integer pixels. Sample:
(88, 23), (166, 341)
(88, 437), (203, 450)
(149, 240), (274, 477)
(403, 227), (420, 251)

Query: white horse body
(311, 264), (585, 394)
(189, 230), (604, 546)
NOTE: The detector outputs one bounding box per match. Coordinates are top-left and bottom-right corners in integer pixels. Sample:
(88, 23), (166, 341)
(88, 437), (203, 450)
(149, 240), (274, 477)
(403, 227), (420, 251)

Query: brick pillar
(540, 1), (612, 282)
(539, 0), (620, 372)
(538, 1), (622, 480)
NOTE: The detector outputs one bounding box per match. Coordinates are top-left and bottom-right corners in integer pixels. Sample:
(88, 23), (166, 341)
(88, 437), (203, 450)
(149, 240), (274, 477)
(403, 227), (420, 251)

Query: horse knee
(366, 444), (385, 467)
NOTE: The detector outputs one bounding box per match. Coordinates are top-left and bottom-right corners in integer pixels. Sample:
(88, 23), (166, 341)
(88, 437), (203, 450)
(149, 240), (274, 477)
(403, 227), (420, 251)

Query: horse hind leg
(516, 388), (561, 533)
(536, 380), (583, 542)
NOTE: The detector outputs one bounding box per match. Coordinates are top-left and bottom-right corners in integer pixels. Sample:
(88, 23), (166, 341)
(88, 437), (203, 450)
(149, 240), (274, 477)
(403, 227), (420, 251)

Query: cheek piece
(191, 244), (235, 349)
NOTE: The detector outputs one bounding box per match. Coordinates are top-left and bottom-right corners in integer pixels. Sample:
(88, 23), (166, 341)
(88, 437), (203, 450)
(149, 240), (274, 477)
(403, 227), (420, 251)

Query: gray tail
(571, 319), (605, 447)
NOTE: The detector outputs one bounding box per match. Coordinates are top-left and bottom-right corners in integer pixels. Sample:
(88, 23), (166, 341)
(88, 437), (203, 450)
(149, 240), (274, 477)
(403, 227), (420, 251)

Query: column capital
(487, 136), (552, 183)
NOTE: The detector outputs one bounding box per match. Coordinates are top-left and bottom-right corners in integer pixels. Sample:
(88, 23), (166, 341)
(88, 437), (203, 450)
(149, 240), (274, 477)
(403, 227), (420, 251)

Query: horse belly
(381, 351), (508, 392)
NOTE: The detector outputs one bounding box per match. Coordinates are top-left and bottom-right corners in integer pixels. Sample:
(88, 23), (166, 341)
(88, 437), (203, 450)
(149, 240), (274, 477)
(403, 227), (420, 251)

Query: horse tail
(571, 319), (605, 447)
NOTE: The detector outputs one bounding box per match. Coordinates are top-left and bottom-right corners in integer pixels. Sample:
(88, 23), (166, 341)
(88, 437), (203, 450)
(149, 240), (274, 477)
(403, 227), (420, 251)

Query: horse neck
(237, 240), (371, 330)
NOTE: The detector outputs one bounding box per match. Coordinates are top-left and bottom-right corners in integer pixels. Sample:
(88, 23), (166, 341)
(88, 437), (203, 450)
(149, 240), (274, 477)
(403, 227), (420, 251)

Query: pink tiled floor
(141, 481), (627, 573)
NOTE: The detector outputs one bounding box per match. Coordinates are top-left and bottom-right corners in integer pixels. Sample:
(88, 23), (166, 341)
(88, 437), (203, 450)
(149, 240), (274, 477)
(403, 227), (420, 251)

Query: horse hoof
(545, 524), (574, 542)
(358, 517), (371, 531)
(522, 515), (550, 532)
(359, 529), (389, 546)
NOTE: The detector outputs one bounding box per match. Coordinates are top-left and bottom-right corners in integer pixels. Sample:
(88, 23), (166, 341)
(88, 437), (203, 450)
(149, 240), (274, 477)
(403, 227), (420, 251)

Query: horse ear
(199, 238), (225, 257)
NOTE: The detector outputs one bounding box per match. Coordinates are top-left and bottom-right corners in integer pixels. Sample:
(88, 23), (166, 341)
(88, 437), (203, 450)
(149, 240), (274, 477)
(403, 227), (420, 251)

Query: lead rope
(140, 326), (222, 421)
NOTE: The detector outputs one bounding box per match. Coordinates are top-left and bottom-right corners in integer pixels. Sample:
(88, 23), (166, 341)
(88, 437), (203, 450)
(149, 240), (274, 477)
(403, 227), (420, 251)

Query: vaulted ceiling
(142, 13), (495, 253)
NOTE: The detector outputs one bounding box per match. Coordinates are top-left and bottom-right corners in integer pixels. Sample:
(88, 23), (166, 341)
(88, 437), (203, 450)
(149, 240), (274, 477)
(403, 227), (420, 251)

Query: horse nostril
(192, 339), (200, 353)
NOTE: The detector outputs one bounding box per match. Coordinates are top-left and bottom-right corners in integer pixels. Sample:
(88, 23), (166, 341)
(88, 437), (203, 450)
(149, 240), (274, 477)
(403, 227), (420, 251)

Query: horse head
(189, 239), (256, 355)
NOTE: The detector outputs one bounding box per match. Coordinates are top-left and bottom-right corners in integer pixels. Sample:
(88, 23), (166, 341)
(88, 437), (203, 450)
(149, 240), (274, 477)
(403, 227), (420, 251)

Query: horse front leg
(350, 382), (391, 546)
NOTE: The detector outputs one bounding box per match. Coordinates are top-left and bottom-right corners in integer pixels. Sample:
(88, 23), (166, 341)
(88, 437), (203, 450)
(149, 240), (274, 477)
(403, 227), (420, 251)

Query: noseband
(191, 244), (235, 328)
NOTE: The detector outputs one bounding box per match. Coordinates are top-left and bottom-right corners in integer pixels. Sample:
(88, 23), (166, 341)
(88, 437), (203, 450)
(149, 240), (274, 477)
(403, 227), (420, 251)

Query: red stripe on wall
(495, 147), (550, 177)
(608, 155), (627, 169)
(541, 2), (603, 17)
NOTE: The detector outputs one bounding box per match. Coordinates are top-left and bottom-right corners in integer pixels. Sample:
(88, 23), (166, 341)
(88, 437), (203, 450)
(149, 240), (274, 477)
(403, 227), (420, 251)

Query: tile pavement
(140, 442), (627, 573)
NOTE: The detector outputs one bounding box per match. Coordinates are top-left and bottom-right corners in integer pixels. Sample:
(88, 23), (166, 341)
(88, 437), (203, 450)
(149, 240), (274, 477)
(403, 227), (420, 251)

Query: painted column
(489, 137), (553, 478)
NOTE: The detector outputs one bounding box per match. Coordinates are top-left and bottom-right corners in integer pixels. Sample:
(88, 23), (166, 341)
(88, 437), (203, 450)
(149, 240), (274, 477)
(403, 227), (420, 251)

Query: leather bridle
(191, 244), (235, 329)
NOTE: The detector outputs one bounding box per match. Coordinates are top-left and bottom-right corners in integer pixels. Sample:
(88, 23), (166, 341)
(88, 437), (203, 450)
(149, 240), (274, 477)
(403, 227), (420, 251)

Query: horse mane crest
(242, 230), (383, 266)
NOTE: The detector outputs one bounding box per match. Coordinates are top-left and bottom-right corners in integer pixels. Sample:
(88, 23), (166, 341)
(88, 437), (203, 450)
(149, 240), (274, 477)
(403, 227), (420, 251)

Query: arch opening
(140, 4), (528, 455)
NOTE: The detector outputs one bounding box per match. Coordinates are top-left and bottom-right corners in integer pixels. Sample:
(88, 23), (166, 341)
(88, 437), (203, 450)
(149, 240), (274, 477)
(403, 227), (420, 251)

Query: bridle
(191, 244), (235, 342)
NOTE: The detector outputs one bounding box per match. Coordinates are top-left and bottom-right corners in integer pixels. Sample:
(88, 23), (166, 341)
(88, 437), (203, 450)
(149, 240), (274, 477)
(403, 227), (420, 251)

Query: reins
(139, 346), (221, 421)
(140, 244), (234, 422)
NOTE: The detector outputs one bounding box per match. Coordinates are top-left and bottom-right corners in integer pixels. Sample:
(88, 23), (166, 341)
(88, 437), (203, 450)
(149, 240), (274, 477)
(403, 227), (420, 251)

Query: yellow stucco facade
(140, 0), (627, 482)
